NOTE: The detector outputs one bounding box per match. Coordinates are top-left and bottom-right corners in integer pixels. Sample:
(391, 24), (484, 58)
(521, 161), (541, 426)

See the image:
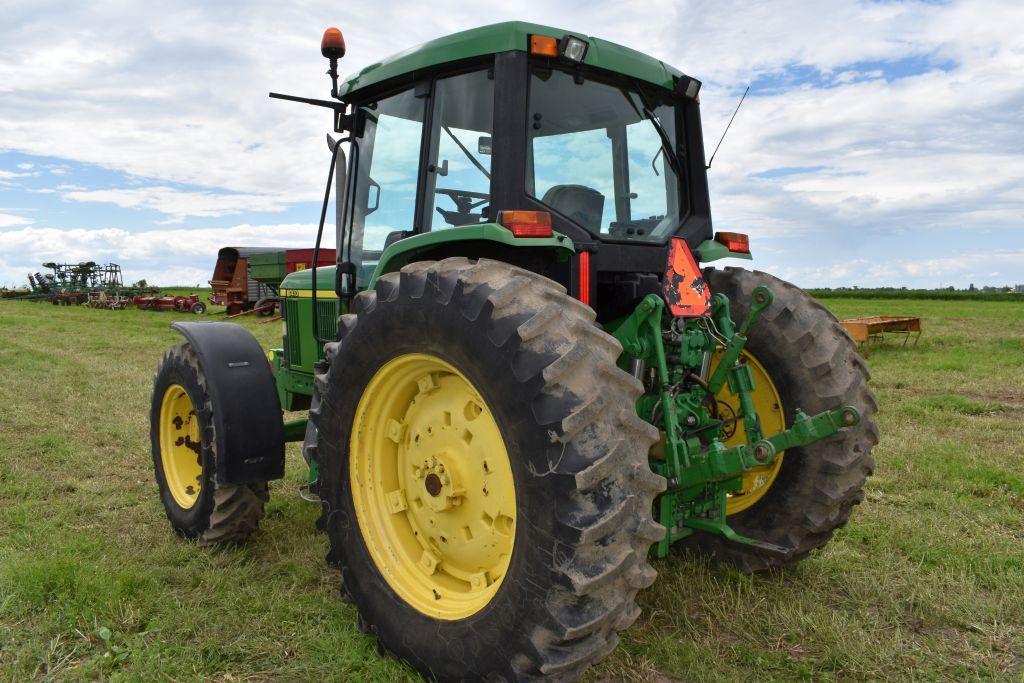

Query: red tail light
(715, 231), (750, 253)
(500, 210), (553, 238)
(578, 251), (591, 306)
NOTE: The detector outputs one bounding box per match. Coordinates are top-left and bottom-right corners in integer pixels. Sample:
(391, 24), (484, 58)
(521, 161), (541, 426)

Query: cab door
(346, 85), (428, 290)
(420, 67), (496, 232)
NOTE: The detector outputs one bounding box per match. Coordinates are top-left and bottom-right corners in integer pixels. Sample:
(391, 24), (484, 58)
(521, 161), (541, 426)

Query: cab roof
(340, 21), (684, 97)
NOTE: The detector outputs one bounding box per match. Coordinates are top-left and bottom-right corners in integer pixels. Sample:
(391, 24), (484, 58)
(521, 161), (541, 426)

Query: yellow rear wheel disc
(350, 353), (516, 621)
(713, 350), (787, 515)
(158, 384), (203, 509)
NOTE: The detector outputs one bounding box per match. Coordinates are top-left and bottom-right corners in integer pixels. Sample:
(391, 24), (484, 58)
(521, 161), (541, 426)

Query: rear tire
(311, 258), (665, 681)
(150, 342), (268, 544)
(681, 267), (878, 572)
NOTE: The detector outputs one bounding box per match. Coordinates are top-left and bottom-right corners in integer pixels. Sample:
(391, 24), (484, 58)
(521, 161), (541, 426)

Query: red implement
(133, 293), (206, 314)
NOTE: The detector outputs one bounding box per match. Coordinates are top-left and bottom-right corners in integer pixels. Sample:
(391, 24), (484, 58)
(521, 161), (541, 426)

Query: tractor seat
(541, 184), (605, 232)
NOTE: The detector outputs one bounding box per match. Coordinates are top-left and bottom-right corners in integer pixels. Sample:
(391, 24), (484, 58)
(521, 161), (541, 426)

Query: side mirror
(366, 177), (381, 215)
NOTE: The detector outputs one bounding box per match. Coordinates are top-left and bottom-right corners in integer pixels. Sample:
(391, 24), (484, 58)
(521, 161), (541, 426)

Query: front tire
(682, 267), (878, 572)
(150, 342), (268, 544)
(311, 258), (665, 681)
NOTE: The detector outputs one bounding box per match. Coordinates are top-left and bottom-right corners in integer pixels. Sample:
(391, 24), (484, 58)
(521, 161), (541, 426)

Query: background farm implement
(11, 260), (202, 313)
(208, 246), (334, 316)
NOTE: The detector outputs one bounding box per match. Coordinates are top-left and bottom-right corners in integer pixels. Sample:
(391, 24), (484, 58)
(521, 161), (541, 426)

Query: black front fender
(171, 321), (285, 484)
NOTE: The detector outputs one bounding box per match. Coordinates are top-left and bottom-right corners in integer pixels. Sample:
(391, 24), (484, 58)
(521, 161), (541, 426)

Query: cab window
(423, 68), (495, 231)
(350, 87), (426, 283)
(527, 66), (685, 242)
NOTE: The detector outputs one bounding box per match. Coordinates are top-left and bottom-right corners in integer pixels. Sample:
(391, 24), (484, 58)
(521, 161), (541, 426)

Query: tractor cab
(277, 21), (717, 323)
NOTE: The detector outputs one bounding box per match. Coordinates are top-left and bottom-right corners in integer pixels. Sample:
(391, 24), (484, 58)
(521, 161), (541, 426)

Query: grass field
(1, 294), (1022, 681)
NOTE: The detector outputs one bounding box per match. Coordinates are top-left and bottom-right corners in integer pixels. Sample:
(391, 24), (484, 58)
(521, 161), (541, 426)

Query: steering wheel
(435, 188), (489, 227)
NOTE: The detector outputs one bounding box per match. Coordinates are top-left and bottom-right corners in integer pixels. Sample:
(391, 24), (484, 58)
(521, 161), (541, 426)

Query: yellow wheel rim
(712, 350), (786, 515)
(350, 353), (516, 621)
(158, 384), (203, 509)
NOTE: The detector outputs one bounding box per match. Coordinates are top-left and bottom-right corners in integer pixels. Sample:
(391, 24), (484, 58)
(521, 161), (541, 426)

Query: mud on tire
(150, 342), (269, 544)
(681, 267), (878, 573)
(310, 257), (667, 681)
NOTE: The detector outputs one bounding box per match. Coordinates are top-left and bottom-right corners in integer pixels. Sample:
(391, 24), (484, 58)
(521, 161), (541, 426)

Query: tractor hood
(340, 21), (684, 97)
(280, 265), (337, 293)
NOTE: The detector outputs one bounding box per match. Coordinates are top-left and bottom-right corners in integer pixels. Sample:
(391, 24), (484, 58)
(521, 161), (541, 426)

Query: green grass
(1, 297), (1022, 680)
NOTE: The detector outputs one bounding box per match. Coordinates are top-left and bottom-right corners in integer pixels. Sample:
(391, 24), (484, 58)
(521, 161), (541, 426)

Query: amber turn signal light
(529, 35), (558, 57)
(500, 210), (553, 238)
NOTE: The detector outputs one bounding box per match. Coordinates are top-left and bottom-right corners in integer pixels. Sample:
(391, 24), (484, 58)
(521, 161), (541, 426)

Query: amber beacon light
(321, 27), (346, 98)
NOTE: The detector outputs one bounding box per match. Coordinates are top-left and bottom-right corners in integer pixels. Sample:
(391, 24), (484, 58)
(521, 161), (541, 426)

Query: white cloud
(63, 186), (294, 222)
(0, 212), (34, 228)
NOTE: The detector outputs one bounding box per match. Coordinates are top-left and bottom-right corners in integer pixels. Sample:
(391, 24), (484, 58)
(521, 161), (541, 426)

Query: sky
(1, 0), (1022, 289)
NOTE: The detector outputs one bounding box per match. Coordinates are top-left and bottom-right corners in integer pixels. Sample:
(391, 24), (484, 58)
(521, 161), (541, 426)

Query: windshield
(526, 66), (686, 242)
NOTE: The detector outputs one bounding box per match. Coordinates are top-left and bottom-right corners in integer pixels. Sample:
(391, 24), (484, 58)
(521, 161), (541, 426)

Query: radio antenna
(706, 85), (749, 170)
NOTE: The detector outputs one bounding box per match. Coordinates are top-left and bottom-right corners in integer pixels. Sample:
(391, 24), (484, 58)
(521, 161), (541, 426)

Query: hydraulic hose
(310, 142), (341, 344)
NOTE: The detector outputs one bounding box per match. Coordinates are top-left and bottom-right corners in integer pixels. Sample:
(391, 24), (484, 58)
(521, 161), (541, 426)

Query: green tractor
(150, 22), (877, 681)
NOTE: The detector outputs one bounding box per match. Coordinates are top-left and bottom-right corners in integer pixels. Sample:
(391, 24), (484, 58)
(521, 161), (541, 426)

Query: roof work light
(676, 74), (702, 100)
(558, 35), (589, 62)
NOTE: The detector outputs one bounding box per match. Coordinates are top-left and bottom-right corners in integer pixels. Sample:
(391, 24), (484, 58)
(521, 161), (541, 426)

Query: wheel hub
(350, 353), (516, 620)
(158, 384), (203, 509)
(413, 453), (465, 511)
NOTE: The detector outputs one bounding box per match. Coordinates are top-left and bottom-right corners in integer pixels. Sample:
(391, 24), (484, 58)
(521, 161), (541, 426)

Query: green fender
(366, 223), (576, 288)
(695, 238), (753, 264)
